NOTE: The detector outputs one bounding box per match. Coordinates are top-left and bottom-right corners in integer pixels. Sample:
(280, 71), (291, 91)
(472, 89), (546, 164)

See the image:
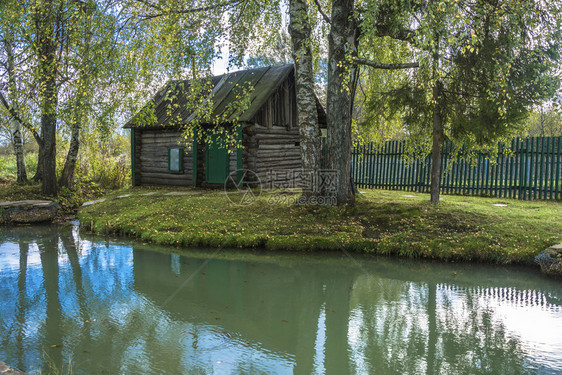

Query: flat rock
(491, 203), (508, 207)
(164, 192), (206, 196)
(0, 361), (25, 374)
(402, 195), (417, 198)
(549, 243), (562, 250)
(81, 198), (106, 207)
(0, 200), (58, 224)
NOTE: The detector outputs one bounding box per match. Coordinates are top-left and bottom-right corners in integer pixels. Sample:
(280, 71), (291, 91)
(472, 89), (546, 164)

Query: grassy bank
(0, 181), (104, 215)
(77, 187), (561, 265)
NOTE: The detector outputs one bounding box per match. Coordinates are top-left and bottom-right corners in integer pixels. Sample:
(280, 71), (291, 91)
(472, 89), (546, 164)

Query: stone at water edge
(535, 244), (562, 279)
(0, 200), (58, 224)
(0, 361), (26, 374)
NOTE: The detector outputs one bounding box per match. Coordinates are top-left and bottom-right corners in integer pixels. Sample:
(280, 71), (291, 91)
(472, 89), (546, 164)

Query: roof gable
(125, 64), (297, 128)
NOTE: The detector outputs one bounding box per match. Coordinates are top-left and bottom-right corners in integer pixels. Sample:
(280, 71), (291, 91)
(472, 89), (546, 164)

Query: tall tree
(361, 0), (561, 202)
(318, 0), (418, 204)
(326, 0), (357, 204)
(35, 0), (59, 195)
(289, 0), (322, 196)
(2, 29), (27, 182)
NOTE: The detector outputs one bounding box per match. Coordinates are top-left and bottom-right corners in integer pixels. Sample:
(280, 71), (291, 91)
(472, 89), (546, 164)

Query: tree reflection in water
(0, 225), (560, 374)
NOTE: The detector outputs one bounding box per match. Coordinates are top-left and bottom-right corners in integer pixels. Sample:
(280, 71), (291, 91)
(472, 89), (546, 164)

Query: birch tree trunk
(327, 0), (356, 204)
(288, 0), (322, 197)
(4, 30), (27, 183)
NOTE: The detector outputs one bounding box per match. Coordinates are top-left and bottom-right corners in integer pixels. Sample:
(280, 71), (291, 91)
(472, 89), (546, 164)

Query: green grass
(0, 180), (104, 215)
(0, 181), (44, 201)
(78, 187), (562, 266)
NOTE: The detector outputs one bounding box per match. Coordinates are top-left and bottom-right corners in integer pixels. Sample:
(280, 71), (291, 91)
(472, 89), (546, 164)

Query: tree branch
(373, 25), (417, 44)
(140, 0), (241, 20)
(313, 0), (331, 24)
(354, 57), (419, 70)
(0, 90), (42, 146)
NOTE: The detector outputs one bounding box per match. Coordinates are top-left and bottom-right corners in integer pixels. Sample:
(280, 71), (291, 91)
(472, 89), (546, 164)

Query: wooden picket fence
(351, 136), (562, 200)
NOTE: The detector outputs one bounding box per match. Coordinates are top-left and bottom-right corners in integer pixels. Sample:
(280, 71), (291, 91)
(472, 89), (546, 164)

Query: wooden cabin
(124, 64), (326, 187)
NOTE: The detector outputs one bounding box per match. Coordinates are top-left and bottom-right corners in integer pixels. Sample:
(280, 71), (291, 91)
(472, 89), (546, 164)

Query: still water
(0, 224), (561, 374)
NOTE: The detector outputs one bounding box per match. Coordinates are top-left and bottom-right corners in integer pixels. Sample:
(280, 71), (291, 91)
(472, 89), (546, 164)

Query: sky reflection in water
(0, 225), (561, 374)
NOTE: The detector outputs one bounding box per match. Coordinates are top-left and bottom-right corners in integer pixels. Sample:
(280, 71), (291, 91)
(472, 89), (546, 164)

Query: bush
(0, 154), (16, 180)
(0, 153), (38, 181)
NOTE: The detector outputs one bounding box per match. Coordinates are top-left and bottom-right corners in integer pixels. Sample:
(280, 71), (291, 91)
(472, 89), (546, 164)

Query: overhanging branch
(313, 0), (331, 24)
(0, 90), (42, 146)
(374, 25), (417, 44)
(139, 0), (241, 20)
(355, 57), (419, 70)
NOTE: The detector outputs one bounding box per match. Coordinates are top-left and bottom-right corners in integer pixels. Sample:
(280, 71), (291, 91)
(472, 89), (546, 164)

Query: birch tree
(289, 0), (322, 195)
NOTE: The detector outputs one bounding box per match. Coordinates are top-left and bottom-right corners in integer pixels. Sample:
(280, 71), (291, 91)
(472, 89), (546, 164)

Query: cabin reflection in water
(0, 226), (561, 374)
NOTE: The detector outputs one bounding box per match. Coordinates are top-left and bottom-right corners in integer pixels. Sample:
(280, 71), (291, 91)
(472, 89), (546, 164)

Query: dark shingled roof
(125, 64), (319, 128)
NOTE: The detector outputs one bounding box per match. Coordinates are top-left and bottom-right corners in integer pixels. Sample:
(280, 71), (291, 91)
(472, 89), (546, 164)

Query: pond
(0, 224), (561, 374)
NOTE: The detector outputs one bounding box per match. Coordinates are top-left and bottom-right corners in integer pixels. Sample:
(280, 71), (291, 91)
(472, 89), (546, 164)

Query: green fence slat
(393, 141), (398, 190)
(443, 142), (449, 194)
(526, 137), (538, 199)
(374, 142), (378, 188)
(366, 143), (371, 188)
(394, 141), (399, 190)
(496, 145), (501, 196)
(554, 137), (562, 200)
(454, 152), (460, 195)
(398, 141), (406, 190)
(440, 142), (446, 194)
(536, 137), (540, 199)
(476, 152), (483, 195)
(375, 145), (382, 188)
(548, 137), (553, 199)
(517, 137), (522, 199)
(364, 143), (368, 188)
(388, 141), (393, 189)
(461, 155), (466, 195)
(359, 143), (365, 188)
(509, 139), (516, 198)
(351, 136), (559, 200)
(540, 137), (546, 199)
(498, 141), (504, 198)
(380, 142), (388, 189)
(387, 141), (393, 190)
(396, 141), (401, 190)
(424, 155), (432, 192)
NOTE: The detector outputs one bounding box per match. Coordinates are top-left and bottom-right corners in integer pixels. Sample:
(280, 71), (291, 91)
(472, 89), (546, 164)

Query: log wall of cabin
(132, 128), (142, 186)
(244, 78), (302, 187)
(136, 128), (193, 186)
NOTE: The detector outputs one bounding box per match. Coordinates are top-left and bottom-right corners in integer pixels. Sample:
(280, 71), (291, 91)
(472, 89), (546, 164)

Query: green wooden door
(205, 133), (230, 184)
